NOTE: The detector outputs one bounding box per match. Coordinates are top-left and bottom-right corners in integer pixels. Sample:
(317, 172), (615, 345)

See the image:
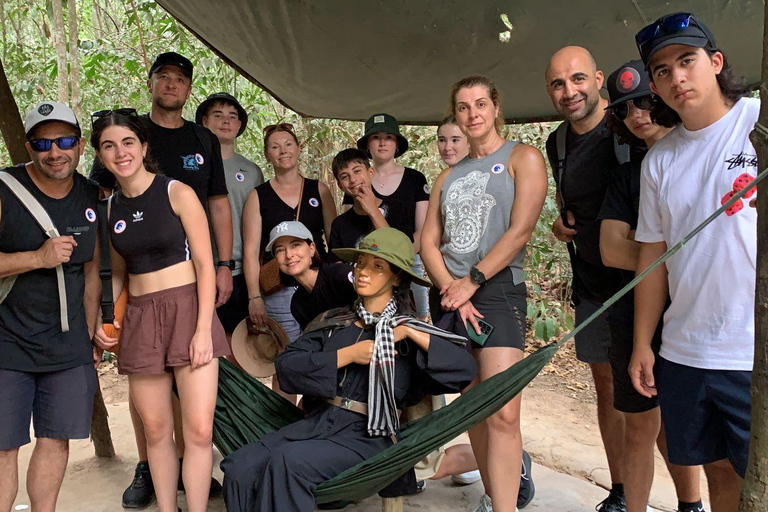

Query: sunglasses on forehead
(28, 136), (80, 152)
(263, 122), (295, 135)
(90, 108), (139, 127)
(611, 96), (654, 121)
(635, 13), (714, 56)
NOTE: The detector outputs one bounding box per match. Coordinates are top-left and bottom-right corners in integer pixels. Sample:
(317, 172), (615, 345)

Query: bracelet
(249, 295), (263, 301)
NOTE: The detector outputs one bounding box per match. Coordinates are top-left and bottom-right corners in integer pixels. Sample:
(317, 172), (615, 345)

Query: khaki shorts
(118, 283), (230, 375)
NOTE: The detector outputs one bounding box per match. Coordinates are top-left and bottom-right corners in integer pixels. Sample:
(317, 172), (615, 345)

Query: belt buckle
(340, 397), (353, 410)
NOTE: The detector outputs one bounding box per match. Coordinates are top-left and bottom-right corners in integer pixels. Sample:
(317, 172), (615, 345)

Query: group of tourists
(0, 10), (757, 512)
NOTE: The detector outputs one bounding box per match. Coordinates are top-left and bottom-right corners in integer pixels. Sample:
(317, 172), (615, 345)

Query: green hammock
(213, 167), (766, 504)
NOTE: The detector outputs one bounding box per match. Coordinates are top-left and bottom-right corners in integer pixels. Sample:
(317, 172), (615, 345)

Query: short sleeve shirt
(290, 263), (358, 331)
(222, 153), (264, 273)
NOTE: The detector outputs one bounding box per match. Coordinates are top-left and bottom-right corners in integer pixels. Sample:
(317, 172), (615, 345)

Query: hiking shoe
(122, 461), (154, 509)
(451, 469), (481, 485)
(517, 450), (535, 509)
(178, 476), (222, 497)
(473, 494), (493, 512)
(416, 480), (427, 493)
(678, 505), (705, 512)
(595, 491), (627, 512)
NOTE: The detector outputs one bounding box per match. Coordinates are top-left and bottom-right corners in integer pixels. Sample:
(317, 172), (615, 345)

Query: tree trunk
(67, 0), (81, 119)
(129, 0), (149, 76)
(741, 2), (768, 510)
(90, 379), (115, 458)
(50, 0), (68, 103)
(93, 0), (103, 41)
(1, 0), (7, 60)
(0, 57), (28, 165)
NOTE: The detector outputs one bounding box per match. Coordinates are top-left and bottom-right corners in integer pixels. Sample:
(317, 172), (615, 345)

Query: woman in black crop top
(241, 124), (337, 401)
(91, 111), (230, 512)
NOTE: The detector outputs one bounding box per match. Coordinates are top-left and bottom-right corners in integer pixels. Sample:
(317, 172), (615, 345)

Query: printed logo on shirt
(85, 208), (97, 223)
(114, 220), (127, 234)
(66, 226), (89, 235)
(195, 153), (205, 165)
(182, 155), (200, 171)
(347, 271), (354, 283)
(423, 184), (431, 194)
(491, 163), (505, 174)
(720, 173), (756, 217)
(616, 67), (641, 93)
(308, 197), (319, 207)
(132, 211), (144, 222)
(235, 172), (245, 182)
(725, 152), (758, 170)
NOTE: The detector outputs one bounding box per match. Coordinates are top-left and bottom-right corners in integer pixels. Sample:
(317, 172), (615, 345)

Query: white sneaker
(452, 469), (482, 485)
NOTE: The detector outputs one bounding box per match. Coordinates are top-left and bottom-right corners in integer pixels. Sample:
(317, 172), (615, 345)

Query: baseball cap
(605, 60), (652, 109)
(24, 101), (81, 139)
(636, 12), (716, 64)
(148, 52), (193, 80)
(265, 221), (314, 253)
(195, 92), (248, 136)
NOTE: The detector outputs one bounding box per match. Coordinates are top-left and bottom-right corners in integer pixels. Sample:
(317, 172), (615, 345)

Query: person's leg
(0, 449), (19, 512)
(591, 361), (626, 486)
(174, 360), (219, 512)
(655, 427), (702, 505)
(464, 376), (491, 493)
(130, 373), (177, 512)
(622, 409), (660, 512)
(703, 459), (742, 512)
(26, 438), (68, 512)
(221, 442), (274, 512)
(430, 444), (477, 480)
(129, 391), (150, 461)
(172, 394), (185, 457)
(0, 369), (35, 512)
(475, 347), (524, 512)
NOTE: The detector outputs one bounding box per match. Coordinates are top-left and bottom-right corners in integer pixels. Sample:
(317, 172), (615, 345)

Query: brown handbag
(259, 178), (304, 295)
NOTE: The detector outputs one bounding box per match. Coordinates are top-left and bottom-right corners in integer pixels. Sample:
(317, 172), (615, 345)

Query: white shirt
(636, 97), (759, 371)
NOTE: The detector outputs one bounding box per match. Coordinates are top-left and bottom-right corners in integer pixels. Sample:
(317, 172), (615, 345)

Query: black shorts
(0, 363), (97, 450)
(216, 273), (249, 334)
(658, 357), (752, 478)
(607, 312), (662, 413)
(430, 268), (526, 350)
(573, 298), (612, 364)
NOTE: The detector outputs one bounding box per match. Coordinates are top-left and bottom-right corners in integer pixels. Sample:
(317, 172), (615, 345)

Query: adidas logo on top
(132, 211), (144, 222)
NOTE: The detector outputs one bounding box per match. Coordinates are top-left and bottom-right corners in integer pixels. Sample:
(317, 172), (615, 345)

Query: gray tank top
(439, 140), (525, 285)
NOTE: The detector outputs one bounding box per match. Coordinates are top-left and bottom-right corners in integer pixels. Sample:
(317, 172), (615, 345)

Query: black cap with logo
(635, 12), (717, 65)
(148, 52), (194, 80)
(605, 60), (653, 109)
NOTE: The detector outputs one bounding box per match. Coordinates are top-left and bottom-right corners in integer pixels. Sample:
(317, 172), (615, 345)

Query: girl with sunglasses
(91, 111), (230, 512)
(242, 123), (337, 400)
(599, 61), (703, 512)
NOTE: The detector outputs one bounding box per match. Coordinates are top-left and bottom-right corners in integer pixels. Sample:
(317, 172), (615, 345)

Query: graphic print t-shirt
(636, 97), (759, 370)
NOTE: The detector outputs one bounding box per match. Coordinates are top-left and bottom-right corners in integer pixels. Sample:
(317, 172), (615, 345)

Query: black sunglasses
(28, 136), (79, 152)
(90, 108), (139, 127)
(611, 96), (654, 121)
(635, 13), (714, 56)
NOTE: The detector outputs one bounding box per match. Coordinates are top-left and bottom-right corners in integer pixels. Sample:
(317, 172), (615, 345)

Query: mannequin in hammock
(221, 227), (478, 512)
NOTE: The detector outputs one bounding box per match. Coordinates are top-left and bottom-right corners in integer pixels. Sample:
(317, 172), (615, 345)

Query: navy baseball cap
(636, 12), (716, 65)
(148, 52), (193, 80)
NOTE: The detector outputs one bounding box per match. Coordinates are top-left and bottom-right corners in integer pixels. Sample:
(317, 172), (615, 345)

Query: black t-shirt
(327, 198), (412, 263)
(290, 263), (358, 331)
(0, 164), (98, 372)
(89, 115), (227, 207)
(546, 118), (626, 302)
(341, 167), (429, 239)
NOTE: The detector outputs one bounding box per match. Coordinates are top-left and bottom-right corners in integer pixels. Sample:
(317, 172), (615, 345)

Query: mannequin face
(353, 253), (399, 297)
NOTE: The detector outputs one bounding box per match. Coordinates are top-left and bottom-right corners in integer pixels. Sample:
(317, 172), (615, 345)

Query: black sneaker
(122, 461), (154, 509)
(596, 491), (627, 512)
(517, 450), (535, 509)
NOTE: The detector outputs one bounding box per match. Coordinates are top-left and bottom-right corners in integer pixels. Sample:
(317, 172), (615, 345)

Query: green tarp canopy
(155, 0), (762, 124)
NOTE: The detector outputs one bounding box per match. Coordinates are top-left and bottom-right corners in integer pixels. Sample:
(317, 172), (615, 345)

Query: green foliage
(0, 0), (572, 341)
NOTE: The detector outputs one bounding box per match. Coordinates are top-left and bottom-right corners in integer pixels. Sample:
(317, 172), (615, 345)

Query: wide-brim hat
(356, 113), (409, 158)
(332, 227), (431, 287)
(230, 317), (290, 378)
(605, 60), (653, 110)
(195, 92), (248, 137)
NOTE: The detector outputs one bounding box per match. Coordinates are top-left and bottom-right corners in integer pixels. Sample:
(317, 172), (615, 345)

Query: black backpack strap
(97, 197), (114, 324)
(614, 134), (631, 165)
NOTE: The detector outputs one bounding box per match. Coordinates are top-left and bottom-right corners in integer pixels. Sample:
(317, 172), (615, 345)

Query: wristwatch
(469, 265), (487, 285)
(217, 260), (236, 270)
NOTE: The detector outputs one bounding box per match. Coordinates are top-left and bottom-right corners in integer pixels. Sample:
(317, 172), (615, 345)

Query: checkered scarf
(356, 298), (400, 437)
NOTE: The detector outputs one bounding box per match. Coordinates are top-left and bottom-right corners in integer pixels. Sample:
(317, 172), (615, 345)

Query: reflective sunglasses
(90, 108), (139, 127)
(28, 136), (79, 152)
(611, 96), (654, 121)
(263, 122), (295, 135)
(635, 13), (714, 56)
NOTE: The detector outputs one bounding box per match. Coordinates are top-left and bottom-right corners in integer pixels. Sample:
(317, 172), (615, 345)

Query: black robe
(221, 321), (478, 512)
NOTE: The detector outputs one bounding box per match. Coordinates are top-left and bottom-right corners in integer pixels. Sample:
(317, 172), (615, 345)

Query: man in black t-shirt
(0, 102), (101, 512)
(328, 149), (414, 261)
(89, 52), (231, 508)
(544, 46), (628, 512)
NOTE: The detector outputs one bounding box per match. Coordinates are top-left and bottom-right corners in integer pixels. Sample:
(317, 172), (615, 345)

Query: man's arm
(208, 195), (233, 307)
(600, 220), (640, 271)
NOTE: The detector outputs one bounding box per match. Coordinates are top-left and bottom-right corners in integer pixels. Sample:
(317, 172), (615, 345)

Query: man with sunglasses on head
(630, 12), (755, 512)
(89, 52), (233, 508)
(0, 102), (101, 512)
(544, 47), (632, 512)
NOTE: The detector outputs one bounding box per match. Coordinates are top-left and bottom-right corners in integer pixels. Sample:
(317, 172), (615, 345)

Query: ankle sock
(611, 483), (625, 497)
(678, 499), (704, 511)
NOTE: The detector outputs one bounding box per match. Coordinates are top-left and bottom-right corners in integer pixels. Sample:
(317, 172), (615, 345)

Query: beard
(34, 157), (77, 181)
(561, 93), (601, 123)
(154, 95), (186, 112)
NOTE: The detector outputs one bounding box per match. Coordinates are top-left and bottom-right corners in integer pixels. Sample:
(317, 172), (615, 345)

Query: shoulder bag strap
(294, 176), (305, 221)
(97, 197), (114, 324)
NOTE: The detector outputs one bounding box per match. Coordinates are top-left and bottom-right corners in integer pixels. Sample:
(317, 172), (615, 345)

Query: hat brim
(356, 133), (409, 158)
(332, 248), (432, 287)
(195, 97), (248, 137)
(605, 90), (653, 110)
(230, 317), (290, 378)
(644, 35), (711, 64)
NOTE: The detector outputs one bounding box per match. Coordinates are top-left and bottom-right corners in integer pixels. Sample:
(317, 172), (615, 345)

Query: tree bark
(129, 0), (149, 76)
(90, 379), (115, 458)
(50, 0), (68, 103)
(741, 3), (768, 510)
(0, 57), (28, 165)
(67, 0), (81, 119)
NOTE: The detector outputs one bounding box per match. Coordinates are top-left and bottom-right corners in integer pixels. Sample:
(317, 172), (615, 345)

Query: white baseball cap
(24, 101), (81, 139)
(265, 221), (314, 253)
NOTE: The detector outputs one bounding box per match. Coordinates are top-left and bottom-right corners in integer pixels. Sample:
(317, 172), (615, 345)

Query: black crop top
(109, 174), (190, 274)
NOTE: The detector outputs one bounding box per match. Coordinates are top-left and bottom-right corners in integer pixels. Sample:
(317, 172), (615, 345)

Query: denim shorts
(0, 363), (97, 450)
